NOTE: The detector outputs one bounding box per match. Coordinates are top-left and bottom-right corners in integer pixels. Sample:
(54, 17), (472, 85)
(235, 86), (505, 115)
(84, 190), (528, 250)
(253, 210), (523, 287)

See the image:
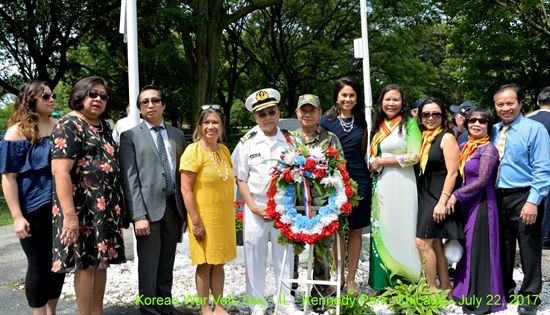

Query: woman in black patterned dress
(51, 76), (126, 314)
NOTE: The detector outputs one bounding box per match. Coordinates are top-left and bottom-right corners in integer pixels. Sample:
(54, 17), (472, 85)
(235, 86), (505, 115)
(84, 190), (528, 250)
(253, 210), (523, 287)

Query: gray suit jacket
(119, 121), (187, 223)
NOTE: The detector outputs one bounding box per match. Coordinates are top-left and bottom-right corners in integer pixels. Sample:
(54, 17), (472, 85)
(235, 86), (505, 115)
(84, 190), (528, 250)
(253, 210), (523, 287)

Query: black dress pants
(497, 188), (542, 304)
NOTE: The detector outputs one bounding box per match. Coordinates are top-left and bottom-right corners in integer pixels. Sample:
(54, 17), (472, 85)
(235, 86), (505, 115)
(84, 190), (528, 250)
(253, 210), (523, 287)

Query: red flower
(326, 147), (339, 158)
(52, 204), (60, 217)
(313, 169), (326, 179)
(115, 204), (122, 216)
(108, 247), (118, 258)
(341, 202), (353, 215)
(52, 259), (62, 272)
(97, 197), (106, 212)
(236, 212), (243, 221)
(340, 169), (349, 180)
(100, 163), (113, 173)
(97, 241), (108, 253)
(304, 158), (316, 171)
(282, 171), (293, 183)
(345, 186), (353, 198)
(77, 158), (90, 167)
(104, 143), (114, 155)
(54, 137), (66, 149)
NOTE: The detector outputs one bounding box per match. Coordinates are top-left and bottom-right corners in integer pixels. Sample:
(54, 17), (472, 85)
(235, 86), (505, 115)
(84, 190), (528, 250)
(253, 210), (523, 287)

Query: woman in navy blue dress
(320, 76), (372, 295)
(0, 81), (65, 314)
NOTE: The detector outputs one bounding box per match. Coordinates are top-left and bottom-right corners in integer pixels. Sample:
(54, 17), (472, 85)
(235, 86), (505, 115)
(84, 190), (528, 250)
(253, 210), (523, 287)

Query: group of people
(1, 75), (549, 315)
(367, 83), (550, 315)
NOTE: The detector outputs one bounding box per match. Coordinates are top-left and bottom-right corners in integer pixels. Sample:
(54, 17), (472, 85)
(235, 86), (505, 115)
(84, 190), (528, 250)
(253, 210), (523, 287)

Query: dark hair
(325, 76), (365, 122)
(192, 108), (226, 143)
(371, 84), (410, 136)
(493, 83), (523, 102)
(464, 107), (495, 137)
(417, 97), (453, 133)
(69, 76), (111, 119)
(8, 80), (50, 143)
(137, 85), (165, 109)
(537, 86), (550, 106)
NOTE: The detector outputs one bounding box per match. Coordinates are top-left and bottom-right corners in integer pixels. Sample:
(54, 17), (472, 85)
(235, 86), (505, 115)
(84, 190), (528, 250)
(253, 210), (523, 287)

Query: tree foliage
(0, 0), (120, 94)
(1, 0), (549, 126)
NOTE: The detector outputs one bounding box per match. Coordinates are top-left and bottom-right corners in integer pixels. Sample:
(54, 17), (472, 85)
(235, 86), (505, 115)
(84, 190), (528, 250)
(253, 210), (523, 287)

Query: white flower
(335, 193), (347, 208)
(320, 175), (339, 188)
(280, 214), (293, 224)
(291, 169), (303, 184)
(309, 147), (325, 160)
(283, 150), (297, 165)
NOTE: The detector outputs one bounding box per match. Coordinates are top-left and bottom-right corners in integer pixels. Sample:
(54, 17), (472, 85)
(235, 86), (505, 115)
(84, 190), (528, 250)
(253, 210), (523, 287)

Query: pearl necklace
(209, 150), (229, 181)
(338, 115), (354, 133)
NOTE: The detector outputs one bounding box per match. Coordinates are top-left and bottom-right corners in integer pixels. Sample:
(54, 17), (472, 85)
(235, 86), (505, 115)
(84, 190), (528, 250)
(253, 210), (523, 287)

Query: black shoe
(517, 304), (537, 315)
(543, 242), (550, 250)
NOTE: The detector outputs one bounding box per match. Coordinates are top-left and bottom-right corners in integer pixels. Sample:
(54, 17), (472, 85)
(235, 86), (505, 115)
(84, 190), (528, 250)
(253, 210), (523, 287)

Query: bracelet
(441, 191), (451, 197)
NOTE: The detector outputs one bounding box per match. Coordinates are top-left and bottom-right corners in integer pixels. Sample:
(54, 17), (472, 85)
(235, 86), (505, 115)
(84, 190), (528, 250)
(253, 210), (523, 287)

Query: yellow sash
(418, 127), (443, 173)
(458, 134), (490, 178)
(370, 115), (402, 157)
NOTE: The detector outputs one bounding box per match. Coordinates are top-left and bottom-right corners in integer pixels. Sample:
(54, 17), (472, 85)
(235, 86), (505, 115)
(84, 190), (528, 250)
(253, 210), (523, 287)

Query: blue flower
(296, 155), (306, 166)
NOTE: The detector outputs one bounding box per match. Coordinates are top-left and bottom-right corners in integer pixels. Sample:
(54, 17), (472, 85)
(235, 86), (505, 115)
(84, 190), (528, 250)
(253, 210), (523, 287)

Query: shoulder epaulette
(239, 130), (257, 143)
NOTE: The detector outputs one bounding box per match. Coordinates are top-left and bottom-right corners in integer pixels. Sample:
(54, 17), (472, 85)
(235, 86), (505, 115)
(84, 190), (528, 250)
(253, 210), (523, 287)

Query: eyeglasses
(87, 90), (109, 101)
(255, 108), (278, 118)
(468, 117), (489, 125)
(139, 98), (162, 106)
(421, 112), (442, 119)
(41, 93), (56, 101)
(201, 104), (223, 112)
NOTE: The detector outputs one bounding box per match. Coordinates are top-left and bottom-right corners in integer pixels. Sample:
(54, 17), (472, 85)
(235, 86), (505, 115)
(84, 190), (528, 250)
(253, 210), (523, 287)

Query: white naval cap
(245, 88), (280, 113)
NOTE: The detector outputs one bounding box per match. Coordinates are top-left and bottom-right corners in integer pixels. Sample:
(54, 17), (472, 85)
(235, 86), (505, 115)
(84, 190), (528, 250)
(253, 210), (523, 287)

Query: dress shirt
(491, 114), (550, 205)
(144, 120), (176, 184)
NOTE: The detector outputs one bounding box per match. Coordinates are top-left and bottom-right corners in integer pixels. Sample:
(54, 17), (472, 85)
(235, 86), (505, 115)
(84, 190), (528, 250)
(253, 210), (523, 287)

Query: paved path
(0, 225), (140, 314)
(1, 224), (550, 314)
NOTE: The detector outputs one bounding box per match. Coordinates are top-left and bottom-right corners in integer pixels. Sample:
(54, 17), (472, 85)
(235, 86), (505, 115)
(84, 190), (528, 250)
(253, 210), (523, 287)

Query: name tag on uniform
(249, 153), (261, 159)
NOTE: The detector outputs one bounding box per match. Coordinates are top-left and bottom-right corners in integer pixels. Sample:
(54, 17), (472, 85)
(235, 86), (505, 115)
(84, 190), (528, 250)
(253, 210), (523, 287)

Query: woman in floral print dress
(51, 76), (126, 315)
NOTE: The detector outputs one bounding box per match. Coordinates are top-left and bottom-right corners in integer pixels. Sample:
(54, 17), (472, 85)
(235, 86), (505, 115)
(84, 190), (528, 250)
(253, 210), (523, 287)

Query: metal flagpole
(119, 0), (140, 280)
(355, 0), (373, 153)
(119, 0), (140, 126)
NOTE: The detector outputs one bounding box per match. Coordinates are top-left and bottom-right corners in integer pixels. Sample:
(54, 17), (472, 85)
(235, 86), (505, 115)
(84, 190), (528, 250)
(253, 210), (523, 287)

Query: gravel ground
(55, 234), (550, 315)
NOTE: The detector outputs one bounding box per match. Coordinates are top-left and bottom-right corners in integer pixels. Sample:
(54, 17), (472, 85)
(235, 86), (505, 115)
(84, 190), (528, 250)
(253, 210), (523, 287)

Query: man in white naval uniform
(232, 88), (302, 315)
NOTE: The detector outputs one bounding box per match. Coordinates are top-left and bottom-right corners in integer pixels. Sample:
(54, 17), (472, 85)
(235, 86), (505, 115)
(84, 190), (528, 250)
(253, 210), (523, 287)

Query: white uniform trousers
(243, 202), (295, 311)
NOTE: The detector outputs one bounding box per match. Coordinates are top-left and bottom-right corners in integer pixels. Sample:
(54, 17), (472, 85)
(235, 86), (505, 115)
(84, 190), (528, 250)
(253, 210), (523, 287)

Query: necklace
(208, 150), (229, 181)
(338, 115), (354, 133)
(75, 112), (103, 133)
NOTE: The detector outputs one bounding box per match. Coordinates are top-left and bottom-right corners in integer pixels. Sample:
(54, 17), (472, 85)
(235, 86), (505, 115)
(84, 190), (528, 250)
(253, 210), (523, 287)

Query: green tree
(0, 0), (120, 94)
(443, 0), (550, 109)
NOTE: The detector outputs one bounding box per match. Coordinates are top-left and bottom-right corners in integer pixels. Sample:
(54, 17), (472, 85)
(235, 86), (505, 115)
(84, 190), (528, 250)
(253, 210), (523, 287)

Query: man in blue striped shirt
(492, 84), (550, 315)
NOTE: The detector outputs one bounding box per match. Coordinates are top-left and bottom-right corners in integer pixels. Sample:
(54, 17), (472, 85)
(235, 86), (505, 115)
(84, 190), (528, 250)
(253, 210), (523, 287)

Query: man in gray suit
(120, 85), (186, 315)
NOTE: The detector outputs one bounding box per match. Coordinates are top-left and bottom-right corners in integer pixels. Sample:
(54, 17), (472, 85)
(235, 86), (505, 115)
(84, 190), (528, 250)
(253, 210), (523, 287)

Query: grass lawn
(0, 200), (12, 226)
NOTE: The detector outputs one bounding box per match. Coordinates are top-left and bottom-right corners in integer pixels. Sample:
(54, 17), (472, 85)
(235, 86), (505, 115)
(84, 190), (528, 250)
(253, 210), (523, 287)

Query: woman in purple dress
(446, 107), (506, 313)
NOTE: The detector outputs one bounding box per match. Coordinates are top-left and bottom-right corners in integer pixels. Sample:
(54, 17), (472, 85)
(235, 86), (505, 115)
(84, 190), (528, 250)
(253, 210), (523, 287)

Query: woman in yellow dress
(180, 105), (236, 315)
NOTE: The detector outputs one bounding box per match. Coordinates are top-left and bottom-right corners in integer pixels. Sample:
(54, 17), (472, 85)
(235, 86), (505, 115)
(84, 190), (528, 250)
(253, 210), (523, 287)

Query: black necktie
(152, 126), (175, 195)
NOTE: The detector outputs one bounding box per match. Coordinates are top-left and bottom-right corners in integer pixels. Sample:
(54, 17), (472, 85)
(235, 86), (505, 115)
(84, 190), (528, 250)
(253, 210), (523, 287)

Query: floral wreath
(266, 141), (361, 246)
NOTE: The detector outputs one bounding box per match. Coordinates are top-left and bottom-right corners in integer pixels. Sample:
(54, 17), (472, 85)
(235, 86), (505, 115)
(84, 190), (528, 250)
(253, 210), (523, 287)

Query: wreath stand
(274, 206), (342, 315)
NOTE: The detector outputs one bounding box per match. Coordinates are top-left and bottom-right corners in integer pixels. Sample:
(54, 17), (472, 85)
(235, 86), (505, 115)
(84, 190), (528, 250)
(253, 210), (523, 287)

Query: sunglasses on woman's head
(421, 112), (442, 119)
(468, 117), (489, 125)
(41, 93), (56, 101)
(87, 90), (109, 101)
(201, 104), (223, 112)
